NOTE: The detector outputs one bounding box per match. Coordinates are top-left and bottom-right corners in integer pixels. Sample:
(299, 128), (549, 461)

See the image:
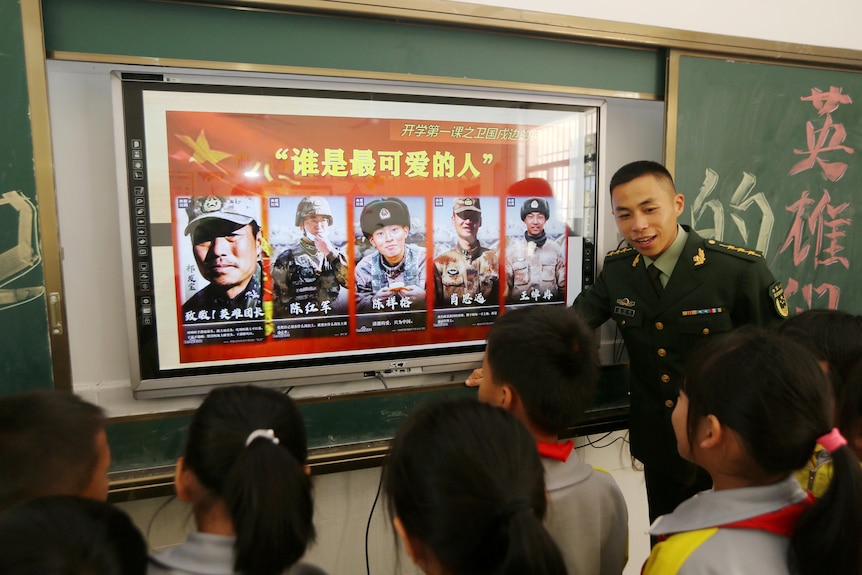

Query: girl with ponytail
(148, 385), (327, 575)
(384, 397), (566, 575)
(644, 327), (862, 575)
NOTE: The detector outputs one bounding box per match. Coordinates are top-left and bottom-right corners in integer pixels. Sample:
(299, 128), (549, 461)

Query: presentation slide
(117, 77), (596, 390)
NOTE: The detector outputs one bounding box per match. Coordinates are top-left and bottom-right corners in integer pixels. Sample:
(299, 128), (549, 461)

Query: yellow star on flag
(175, 130), (232, 173)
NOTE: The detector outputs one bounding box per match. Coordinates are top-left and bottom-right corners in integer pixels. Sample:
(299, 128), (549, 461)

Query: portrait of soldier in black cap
(271, 196), (349, 318)
(433, 196), (500, 308)
(355, 197), (427, 313)
(181, 195), (264, 325)
(505, 179), (567, 304)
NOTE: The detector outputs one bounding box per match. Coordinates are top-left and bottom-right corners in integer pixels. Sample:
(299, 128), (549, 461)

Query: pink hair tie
(817, 428), (847, 453)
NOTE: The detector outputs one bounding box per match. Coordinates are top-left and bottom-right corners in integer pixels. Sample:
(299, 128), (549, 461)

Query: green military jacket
(573, 226), (787, 475)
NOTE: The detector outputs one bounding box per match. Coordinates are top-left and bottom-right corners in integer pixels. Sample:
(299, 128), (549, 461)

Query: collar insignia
(693, 247), (706, 266)
(632, 254), (640, 268)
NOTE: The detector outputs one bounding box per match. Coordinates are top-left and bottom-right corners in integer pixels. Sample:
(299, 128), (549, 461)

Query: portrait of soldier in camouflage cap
(433, 196), (500, 308)
(354, 197), (427, 313)
(271, 196), (349, 318)
(181, 195), (264, 324)
(505, 179), (567, 304)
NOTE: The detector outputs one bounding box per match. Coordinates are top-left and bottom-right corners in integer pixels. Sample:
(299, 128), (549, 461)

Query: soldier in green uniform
(571, 160), (789, 527)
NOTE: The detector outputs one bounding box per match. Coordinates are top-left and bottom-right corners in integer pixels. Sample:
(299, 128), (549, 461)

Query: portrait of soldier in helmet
(270, 196), (349, 322)
(354, 197), (427, 321)
(505, 179), (567, 305)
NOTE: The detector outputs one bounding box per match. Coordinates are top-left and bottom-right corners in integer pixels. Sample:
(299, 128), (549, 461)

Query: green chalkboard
(106, 367), (629, 480)
(106, 386), (475, 473)
(669, 53), (862, 314)
(0, 0), (54, 396)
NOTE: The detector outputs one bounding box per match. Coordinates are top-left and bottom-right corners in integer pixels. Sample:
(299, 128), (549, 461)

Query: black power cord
(365, 467), (385, 575)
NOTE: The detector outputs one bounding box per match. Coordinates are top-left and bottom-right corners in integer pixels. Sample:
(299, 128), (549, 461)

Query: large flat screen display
(113, 72), (600, 397)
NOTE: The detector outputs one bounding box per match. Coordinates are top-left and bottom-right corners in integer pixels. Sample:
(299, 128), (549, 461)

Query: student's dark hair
(384, 398), (566, 575)
(681, 327), (862, 575)
(0, 495), (147, 575)
(184, 385), (314, 575)
(0, 390), (105, 511)
(486, 306), (599, 435)
(838, 358), (862, 455)
(779, 309), (862, 428)
(609, 160), (675, 195)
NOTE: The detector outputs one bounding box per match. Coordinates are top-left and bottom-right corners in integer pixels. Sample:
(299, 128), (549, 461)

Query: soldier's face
(611, 174), (684, 259)
(524, 212), (547, 236)
(302, 215), (330, 238)
(192, 220), (261, 298)
(453, 211), (481, 243)
(369, 225), (409, 265)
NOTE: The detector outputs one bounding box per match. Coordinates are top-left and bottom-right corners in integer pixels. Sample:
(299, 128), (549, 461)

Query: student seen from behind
(384, 397), (567, 575)
(0, 495), (148, 575)
(0, 390), (110, 512)
(476, 305), (628, 575)
(779, 308), (862, 496)
(643, 327), (862, 575)
(837, 357), (862, 462)
(148, 384), (327, 575)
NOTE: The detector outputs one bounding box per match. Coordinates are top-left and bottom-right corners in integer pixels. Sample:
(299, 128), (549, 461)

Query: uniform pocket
(678, 311), (732, 335)
(612, 306), (642, 328)
(440, 271), (465, 289)
(511, 260), (529, 287)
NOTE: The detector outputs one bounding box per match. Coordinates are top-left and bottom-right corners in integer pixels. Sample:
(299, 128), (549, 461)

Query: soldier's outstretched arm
(571, 269), (613, 330)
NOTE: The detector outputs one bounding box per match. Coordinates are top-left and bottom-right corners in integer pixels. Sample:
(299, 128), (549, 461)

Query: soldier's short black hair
(609, 160), (676, 196)
(486, 306), (599, 436)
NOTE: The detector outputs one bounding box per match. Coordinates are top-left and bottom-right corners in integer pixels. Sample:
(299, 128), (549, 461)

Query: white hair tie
(245, 428), (280, 447)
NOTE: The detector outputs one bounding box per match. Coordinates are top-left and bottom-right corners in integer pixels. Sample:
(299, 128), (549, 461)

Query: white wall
(458, 0), (862, 52)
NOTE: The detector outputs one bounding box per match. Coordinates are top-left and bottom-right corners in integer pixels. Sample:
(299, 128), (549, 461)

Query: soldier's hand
(465, 368), (484, 387)
(373, 287), (396, 302)
(400, 285), (425, 303)
(313, 234), (334, 255)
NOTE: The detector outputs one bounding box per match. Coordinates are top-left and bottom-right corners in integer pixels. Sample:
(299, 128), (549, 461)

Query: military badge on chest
(614, 297), (636, 318)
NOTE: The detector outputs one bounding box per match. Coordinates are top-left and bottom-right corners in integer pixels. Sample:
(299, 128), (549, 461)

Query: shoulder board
(604, 246), (636, 260)
(703, 239), (764, 261)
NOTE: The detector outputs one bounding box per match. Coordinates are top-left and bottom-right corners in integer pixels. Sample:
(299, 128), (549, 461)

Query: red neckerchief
(536, 440), (575, 462)
(720, 492), (816, 536)
(654, 492), (816, 545)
